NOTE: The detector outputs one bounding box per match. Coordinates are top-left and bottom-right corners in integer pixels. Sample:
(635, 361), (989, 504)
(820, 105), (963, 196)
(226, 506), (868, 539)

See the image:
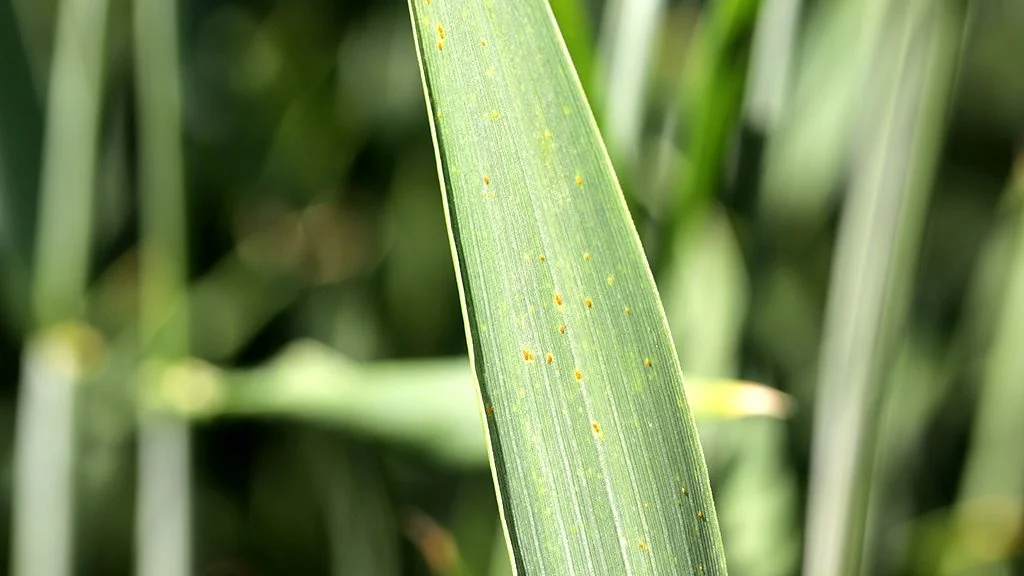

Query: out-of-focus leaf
(654, 0), (760, 274)
(743, 0), (802, 133)
(12, 0), (110, 573)
(597, 0), (666, 170)
(205, 342), (486, 467)
(301, 436), (400, 576)
(664, 208), (748, 378)
(759, 0), (888, 229)
(134, 0), (193, 575)
(156, 342), (792, 468)
(802, 1), (964, 574)
(939, 159), (1024, 575)
(709, 418), (800, 576)
(0, 0), (42, 332)
(406, 510), (472, 576)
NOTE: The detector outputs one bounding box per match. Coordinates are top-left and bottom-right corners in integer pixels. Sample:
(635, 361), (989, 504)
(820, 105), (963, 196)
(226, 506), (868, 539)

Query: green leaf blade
(408, 1), (727, 574)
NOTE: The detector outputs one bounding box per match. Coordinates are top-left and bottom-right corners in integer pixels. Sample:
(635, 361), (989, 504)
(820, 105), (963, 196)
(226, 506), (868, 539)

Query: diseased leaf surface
(408, 1), (728, 574)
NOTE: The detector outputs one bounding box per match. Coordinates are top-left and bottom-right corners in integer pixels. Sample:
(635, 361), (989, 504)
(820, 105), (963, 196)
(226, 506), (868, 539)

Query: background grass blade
(651, 0), (760, 274)
(146, 341), (790, 467)
(11, 0), (109, 573)
(939, 157), (1024, 575)
(0, 0), (42, 333)
(407, 1), (726, 573)
(133, 0), (191, 574)
(596, 0), (665, 170)
(802, 1), (963, 573)
(758, 0), (888, 229)
(743, 0), (801, 133)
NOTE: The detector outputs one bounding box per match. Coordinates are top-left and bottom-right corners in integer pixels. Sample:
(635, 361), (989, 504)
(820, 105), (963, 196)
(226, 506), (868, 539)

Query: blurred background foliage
(0, 0), (1022, 574)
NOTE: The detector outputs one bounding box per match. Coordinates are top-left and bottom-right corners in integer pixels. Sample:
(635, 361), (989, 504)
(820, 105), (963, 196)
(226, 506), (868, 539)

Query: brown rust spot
(624, 306), (632, 315)
(522, 349), (535, 362)
(644, 358), (652, 367)
(574, 369), (583, 381)
(539, 254), (546, 262)
(558, 324), (567, 334)
(575, 175), (583, 186)
(483, 175), (490, 185)
(436, 41), (443, 50)
(437, 23), (446, 40)
(638, 540), (649, 552)
(583, 252), (591, 261)
(480, 39), (487, 46)
(584, 298), (593, 309)
(554, 293), (564, 307)
(485, 404), (493, 415)
(591, 421), (602, 435)
(545, 353), (553, 364)
(697, 511), (705, 520)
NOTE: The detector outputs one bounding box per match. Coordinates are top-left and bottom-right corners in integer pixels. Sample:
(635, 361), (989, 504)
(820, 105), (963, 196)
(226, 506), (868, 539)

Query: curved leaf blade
(407, 1), (726, 574)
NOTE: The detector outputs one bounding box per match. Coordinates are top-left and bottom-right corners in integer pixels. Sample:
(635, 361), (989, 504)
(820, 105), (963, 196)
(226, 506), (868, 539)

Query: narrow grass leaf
(12, 0), (109, 573)
(803, 1), (963, 573)
(134, 0), (191, 574)
(596, 0), (666, 169)
(653, 0), (760, 274)
(182, 342), (789, 468)
(407, 1), (726, 573)
(939, 158), (1024, 574)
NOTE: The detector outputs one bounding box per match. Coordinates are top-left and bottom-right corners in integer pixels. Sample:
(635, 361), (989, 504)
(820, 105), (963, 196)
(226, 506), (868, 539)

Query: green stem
(133, 0), (191, 574)
(11, 0), (109, 573)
